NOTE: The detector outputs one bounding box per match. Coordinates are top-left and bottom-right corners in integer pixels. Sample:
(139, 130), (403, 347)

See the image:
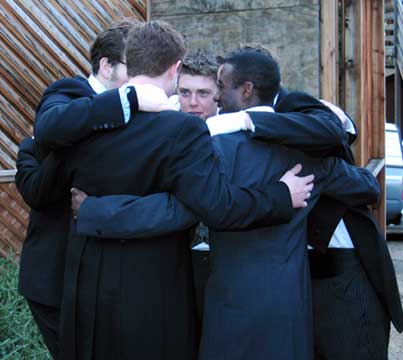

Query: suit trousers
(310, 249), (390, 360)
(191, 249), (210, 323)
(27, 298), (60, 359)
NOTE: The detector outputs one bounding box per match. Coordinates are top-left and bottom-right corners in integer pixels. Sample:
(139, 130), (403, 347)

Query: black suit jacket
(200, 129), (379, 360)
(249, 88), (403, 332)
(54, 101), (295, 358)
(15, 137), (69, 306)
(15, 76), (134, 306)
(34, 76), (134, 149)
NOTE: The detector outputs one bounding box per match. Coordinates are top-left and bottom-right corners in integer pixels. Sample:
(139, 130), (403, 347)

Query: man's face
(110, 62), (128, 89)
(178, 74), (218, 120)
(216, 63), (243, 113)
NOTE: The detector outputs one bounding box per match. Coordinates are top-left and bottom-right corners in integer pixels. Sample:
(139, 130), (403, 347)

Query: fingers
(288, 163), (302, 175)
(71, 187), (86, 197)
(302, 174), (314, 183)
(305, 182), (314, 192)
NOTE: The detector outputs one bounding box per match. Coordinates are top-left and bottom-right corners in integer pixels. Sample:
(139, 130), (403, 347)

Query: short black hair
(90, 19), (140, 75)
(224, 48), (281, 105)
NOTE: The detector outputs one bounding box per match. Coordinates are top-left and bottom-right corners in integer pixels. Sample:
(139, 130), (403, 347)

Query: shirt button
(104, 123), (109, 129)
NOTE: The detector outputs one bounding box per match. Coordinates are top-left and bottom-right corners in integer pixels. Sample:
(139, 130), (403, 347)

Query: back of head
(180, 49), (220, 81)
(126, 20), (187, 77)
(224, 46), (281, 105)
(90, 19), (140, 75)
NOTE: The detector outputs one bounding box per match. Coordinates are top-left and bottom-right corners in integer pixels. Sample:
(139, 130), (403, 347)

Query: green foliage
(0, 255), (51, 359)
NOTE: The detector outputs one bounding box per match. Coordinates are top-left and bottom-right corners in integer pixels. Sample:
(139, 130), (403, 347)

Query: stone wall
(151, 0), (321, 96)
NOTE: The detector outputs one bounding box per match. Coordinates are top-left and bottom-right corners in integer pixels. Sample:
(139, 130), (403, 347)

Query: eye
(178, 89), (190, 97)
(198, 90), (210, 98)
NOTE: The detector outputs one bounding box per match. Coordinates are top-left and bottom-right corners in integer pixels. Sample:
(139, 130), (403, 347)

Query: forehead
(178, 74), (217, 91)
(217, 63), (234, 84)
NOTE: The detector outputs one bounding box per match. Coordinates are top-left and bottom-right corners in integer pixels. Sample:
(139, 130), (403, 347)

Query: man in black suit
(36, 21), (319, 360)
(205, 48), (403, 358)
(15, 19), (144, 358)
(69, 47), (381, 359)
(68, 40), (402, 357)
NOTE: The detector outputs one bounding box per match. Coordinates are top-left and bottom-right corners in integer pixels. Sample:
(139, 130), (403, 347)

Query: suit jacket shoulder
(38, 76), (93, 110)
(34, 75), (126, 149)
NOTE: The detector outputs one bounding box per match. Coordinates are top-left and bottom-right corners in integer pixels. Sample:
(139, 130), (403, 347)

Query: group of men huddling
(16, 18), (403, 360)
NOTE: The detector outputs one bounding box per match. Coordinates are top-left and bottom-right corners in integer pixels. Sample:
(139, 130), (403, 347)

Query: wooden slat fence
(0, 0), (146, 256)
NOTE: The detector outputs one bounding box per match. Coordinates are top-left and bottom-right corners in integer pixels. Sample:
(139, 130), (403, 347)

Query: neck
(242, 97), (261, 110)
(127, 75), (169, 95)
(94, 74), (111, 90)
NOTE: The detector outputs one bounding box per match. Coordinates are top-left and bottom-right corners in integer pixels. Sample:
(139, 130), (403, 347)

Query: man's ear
(241, 81), (254, 101)
(168, 60), (182, 79)
(98, 57), (113, 80)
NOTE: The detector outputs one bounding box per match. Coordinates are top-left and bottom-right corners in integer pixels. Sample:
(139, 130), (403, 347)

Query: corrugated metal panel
(0, 0), (146, 256)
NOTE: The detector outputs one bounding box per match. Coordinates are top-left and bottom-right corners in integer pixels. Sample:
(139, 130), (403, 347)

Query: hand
(71, 187), (88, 219)
(206, 111), (249, 137)
(320, 99), (349, 129)
(279, 164), (314, 208)
(127, 83), (177, 112)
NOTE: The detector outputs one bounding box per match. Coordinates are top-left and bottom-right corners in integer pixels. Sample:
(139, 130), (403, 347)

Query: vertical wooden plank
(371, 0), (386, 231)
(320, 0), (338, 103)
(344, 0), (360, 131)
(342, 0), (386, 233)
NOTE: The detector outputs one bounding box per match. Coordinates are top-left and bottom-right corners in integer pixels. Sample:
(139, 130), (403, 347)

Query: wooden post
(320, 1), (338, 103)
(342, 0), (386, 233)
(371, 0), (386, 231)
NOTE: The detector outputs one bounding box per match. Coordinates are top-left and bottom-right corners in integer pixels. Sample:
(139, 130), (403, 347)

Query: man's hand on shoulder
(127, 83), (177, 112)
(279, 164), (314, 208)
(320, 99), (350, 129)
(206, 111), (250, 137)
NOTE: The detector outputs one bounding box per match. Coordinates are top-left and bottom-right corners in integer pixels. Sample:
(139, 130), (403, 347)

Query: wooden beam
(342, 0), (386, 233)
(0, 170), (16, 183)
(320, 1), (338, 103)
(344, 0), (360, 127)
(370, 0), (386, 231)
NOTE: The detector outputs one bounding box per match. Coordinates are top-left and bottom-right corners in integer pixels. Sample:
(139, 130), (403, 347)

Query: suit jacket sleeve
(320, 158), (380, 207)
(163, 115), (294, 229)
(34, 81), (136, 149)
(248, 92), (349, 157)
(15, 137), (66, 210)
(76, 193), (199, 239)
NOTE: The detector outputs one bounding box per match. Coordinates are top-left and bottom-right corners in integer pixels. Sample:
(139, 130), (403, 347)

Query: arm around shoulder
(163, 115), (294, 229)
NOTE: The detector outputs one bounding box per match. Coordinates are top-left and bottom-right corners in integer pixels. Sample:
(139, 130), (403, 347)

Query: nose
(189, 93), (198, 106)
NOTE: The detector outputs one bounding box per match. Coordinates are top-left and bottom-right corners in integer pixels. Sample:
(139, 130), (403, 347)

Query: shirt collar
(88, 74), (107, 94)
(273, 92), (279, 107)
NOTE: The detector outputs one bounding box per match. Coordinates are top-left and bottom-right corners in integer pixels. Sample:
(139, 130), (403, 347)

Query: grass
(0, 254), (51, 359)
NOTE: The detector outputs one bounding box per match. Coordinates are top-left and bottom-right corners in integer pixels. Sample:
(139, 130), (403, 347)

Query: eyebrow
(178, 87), (212, 92)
